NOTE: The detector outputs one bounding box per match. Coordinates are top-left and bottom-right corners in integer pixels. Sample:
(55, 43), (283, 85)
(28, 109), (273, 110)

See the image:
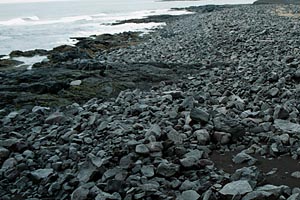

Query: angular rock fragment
(232, 151), (257, 165)
(190, 108), (210, 123)
(45, 112), (67, 124)
(194, 129), (210, 145)
(71, 186), (89, 200)
(274, 119), (300, 134)
(180, 149), (203, 168)
(135, 144), (150, 155)
(157, 162), (180, 177)
(167, 127), (183, 144)
(181, 190), (200, 200)
(0, 147), (10, 160)
(219, 180), (252, 196)
(30, 168), (54, 181)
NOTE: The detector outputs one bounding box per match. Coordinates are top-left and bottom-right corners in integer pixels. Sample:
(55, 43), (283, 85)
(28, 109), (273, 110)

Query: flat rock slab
(30, 168), (54, 181)
(219, 180), (253, 196)
(274, 119), (300, 134)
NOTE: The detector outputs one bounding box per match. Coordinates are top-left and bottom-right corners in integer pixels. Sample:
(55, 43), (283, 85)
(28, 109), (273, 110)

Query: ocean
(0, 0), (255, 56)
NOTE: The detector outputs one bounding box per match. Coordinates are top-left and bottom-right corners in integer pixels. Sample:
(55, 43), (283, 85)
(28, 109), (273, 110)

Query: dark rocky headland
(2, 3), (300, 200)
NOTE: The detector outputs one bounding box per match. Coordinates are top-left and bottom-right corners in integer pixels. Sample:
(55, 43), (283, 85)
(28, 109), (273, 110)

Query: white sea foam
(14, 55), (48, 70)
(0, 16), (40, 25)
(0, 9), (191, 26)
(73, 22), (166, 37)
(23, 16), (40, 21)
(0, 15), (95, 26)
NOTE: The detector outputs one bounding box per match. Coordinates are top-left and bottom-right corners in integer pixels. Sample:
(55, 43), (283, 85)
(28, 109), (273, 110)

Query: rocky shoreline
(2, 3), (300, 200)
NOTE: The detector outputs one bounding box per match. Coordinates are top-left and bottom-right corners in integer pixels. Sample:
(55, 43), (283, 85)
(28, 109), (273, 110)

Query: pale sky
(0, 0), (74, 4)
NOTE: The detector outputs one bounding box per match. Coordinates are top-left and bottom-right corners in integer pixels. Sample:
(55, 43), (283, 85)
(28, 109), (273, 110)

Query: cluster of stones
(2, 4), (300, 200)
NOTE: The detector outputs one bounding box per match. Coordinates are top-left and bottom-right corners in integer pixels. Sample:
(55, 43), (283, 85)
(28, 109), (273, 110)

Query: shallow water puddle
(211, 151), (300, 188)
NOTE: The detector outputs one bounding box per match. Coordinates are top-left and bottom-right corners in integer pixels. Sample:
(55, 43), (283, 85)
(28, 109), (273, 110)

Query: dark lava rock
(135, 144), (150, 155)
(190, 108), (210, 123)
(274, 119), (300, 134)
(45, 112), (67, 124)
(0, 147), (10, 160)
(219, 180), (253, 196)
(105, 179), (125, 193)
(30, 168), (54, 181)
(71, 186), (89, 200)
(156, 162), (180, 177)
(9, 49), (48, 57)
(213, 115), (245, 139)
(254, 0), (300, 4)
(0, 59), (23, 68)
(181, 190), (200, 200)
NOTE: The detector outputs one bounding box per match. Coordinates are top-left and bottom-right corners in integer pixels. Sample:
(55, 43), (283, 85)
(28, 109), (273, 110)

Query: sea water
(0, 0), (255, 55)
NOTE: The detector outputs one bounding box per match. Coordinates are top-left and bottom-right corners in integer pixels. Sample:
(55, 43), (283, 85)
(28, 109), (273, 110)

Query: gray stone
(140, 182), (160, 192)
(106, 179), (124, 193)
(84, 137), (93, 144)
(0, 138), (21, 148)
(71, 186), (89, 200)
(88, 154), (104, 168)
(77, 161), (97, 183)
(180, 150), (203, 168)
(273, 106), (289, 120)
(23, 150), (34, 159)
(274, 119), (300, 134)
(157, 162), (180, 177)
(219, 180), (253, 196)
(213, 132), (231, 144)
(180, 96), (194, 110)
(163, 91), (184, 99)
(145, 124), (161, 139)
(30, 168), (54, 181)
(32, 106), (50, 113)
(180, 157), (199, 168)
(1, 158), (17, 170)
(70, 80), (82, 86)
(119, 154), (134, 169)
(6, 111), (18, 119)
(135, 144), (150, 154)
(232, 166), (262, 183)
(45, 112), (67, 124)
(146, 141), (163, 152)
(141, 165), (155, 177)
(269, 87), (279, 97)
(232, 152), (257, 164)
(240, 110), (260, 118)
(256, 184), (288, 195)
(181, 190), (200, 200)
(295, 69), (300, 79)
(288, 193), (300, 200)
(194, 129), (210, 145)
(242, 191), (273, 200)
(291, 171), (300, 179)
(203, 190), (213, 200)
(102, 167), (122, 182)
(95, 192), (115, 200)
(213, 116), (245, 138)
(167, 127), (183, 144)
(134, 192), (146, 200)
(97, 121), (108, 131)
(279, 134), (290, 144)
(0, 147), (10, 159)
(179, 180), (197, 191)
(190, 108), (210, 123)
